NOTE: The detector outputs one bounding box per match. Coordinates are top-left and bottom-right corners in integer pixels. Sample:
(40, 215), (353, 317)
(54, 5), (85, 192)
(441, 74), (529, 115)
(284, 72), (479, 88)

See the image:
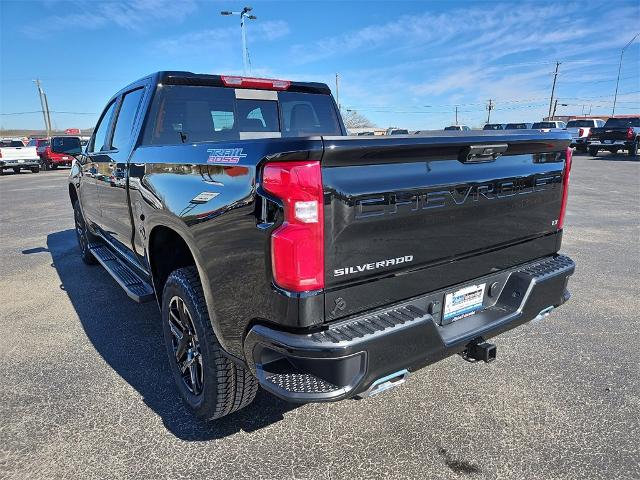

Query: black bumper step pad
(310, 305), (428, 344)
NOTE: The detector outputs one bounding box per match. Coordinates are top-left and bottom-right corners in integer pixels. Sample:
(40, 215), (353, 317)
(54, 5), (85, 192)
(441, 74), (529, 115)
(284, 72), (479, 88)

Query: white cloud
(22, 0), (198, 38)
(154, 20), (290, 54)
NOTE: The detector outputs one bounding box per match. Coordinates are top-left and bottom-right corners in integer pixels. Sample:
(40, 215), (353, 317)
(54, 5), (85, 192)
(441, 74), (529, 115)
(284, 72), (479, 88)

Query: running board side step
(89, 244), (155, 303)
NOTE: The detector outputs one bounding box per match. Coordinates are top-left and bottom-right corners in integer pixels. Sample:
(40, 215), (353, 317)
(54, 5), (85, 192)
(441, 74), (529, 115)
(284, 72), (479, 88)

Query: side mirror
(50, 137), (82, 156)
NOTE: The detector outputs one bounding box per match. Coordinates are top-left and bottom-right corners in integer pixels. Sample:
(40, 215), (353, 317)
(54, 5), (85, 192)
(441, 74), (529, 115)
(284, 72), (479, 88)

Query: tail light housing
(627, 127), (634, 140)
(578, 128), (584, 137)
(557, 147), (572, 230)
(262, 161), (324, 292)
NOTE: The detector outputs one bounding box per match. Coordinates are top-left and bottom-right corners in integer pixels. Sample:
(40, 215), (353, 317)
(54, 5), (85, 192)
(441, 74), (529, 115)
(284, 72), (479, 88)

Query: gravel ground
(1, 152), (638, 480)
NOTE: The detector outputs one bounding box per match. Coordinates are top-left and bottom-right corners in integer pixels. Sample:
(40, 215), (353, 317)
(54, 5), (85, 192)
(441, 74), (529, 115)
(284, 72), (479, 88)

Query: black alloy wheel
(167, 295), (204, 396)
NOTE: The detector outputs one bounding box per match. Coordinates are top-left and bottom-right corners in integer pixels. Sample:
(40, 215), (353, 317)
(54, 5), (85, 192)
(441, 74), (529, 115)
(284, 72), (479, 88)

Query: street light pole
(612, 32), (639, 116)
(221, 7), (257, 76)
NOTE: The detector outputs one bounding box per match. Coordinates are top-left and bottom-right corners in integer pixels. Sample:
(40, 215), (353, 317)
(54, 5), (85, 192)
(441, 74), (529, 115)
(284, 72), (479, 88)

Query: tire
(588, 147), (599, 157)
(50, 163), (58, 170)
(73, 200), (97, 265)
(30, 166), (40, 173)
(628, 141), (638, 157)
(161, 267), (258, 420)
(41, 159), (49, 171)
(13, 168), (20, 173)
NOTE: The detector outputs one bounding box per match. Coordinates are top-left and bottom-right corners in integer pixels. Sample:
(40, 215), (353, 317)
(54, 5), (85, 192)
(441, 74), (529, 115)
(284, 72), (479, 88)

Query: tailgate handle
(459, 144), (508, 163)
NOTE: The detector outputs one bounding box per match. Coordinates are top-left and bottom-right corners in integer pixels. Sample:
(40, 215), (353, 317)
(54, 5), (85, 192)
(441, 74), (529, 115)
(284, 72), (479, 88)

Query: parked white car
(0, 139), (40, 174)
(565, 118), (605, 152)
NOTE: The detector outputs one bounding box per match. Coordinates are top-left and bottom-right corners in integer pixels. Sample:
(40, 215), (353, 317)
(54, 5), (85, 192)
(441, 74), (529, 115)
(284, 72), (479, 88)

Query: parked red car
(39, 136), (80, 169)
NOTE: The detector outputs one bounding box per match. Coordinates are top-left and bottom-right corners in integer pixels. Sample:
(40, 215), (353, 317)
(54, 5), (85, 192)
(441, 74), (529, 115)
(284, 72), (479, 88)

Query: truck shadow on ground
(46, 229), (299, 441)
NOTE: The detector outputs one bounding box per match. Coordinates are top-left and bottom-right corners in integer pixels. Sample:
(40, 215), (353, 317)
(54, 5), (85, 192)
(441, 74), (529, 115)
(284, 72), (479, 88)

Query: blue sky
(1, 0), (639, 131)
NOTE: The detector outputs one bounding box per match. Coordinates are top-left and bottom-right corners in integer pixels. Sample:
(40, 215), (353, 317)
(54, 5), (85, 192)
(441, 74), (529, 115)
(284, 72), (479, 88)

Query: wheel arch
(147, 224), (229, 352)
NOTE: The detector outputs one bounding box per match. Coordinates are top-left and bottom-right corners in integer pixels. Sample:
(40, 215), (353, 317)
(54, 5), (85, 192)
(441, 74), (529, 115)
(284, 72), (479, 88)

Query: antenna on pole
(221, 6), (257, 76)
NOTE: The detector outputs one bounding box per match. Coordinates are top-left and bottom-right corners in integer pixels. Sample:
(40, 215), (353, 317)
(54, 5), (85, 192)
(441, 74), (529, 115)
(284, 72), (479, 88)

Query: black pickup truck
(588, 116), (640, 157)
(58, 72), (575, 420)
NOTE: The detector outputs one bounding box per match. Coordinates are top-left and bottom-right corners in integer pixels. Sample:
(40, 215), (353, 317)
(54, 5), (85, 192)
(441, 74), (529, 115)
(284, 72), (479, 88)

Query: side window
(89, 101), (117, 153)
(111, 88), (145, 151)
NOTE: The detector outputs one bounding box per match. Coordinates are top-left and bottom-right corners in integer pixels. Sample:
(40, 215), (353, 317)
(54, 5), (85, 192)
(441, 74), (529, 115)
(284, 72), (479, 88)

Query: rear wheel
(161, 267), (258, 420)
(588, 146), (599, 156)
(73, 200), (97, 265)
(12, 168), (20, 174)
(629, 141), (638, 157)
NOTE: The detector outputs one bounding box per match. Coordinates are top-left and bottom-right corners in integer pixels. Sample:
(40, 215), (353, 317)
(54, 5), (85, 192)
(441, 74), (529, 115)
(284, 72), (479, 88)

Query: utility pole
(486, 99), (494, 123)
(33, 79), (51, 138)
(552, 100), (568, 119)
(221, 7), (257, 75)
(335, 73), (340, 112)
(43, 92), (52, 135)
(548, 61), (561, 120)
(455, 105), (458, 124)
(613, 32), (639, 116)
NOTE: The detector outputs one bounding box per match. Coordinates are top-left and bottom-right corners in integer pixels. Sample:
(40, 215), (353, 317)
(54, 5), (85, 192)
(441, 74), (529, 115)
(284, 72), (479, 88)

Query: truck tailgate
(321, 131), (571, 320)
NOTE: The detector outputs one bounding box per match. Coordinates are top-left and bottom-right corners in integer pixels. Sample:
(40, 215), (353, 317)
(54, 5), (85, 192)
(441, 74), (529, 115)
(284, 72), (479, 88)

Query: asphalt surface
(1, 152), (639, 480)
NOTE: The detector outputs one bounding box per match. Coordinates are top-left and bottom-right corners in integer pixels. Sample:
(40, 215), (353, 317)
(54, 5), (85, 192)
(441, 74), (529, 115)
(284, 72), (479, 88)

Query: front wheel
(73, 200), (97, 264)
(588, 147), (599, 156)
(161, 267), (258, 420)
(13, 168), (20, 174)
(628, 141), (638, 157)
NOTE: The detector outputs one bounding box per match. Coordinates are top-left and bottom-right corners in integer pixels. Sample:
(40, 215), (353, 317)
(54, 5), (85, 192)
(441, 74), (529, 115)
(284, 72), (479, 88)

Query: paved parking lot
(1, 152), (638, 480)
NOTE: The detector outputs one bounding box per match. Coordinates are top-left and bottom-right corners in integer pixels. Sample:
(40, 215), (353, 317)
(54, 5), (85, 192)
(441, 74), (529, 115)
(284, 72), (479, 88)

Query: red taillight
(221, 75), (291, 91)
(263, 161), (324, 292)
(578, 128), (584, 137)
(558, 147), (572, 230)
(627, 127), (634, 140)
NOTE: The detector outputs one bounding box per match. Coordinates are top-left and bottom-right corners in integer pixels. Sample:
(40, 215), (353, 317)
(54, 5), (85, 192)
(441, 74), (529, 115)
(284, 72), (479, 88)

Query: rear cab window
(532, 122), (556, 129)
(142, 85), (342, 146)
(603, 117), (640, 128)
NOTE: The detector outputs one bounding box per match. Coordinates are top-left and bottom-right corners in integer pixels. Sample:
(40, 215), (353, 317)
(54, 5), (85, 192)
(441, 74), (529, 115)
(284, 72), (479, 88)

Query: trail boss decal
(334, 255), (414, 277)
(207, 148), (247, 164)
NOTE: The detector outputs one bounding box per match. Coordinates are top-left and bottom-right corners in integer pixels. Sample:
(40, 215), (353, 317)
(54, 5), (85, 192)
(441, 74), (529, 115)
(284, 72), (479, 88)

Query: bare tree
(342, 110), (375, 129)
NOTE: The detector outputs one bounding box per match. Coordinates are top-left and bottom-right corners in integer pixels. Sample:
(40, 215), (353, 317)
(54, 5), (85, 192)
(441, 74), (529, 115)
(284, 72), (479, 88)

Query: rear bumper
(0, 158), (40, 168)
(244, 254), (575, 403)
(589, 140), (630, 148)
